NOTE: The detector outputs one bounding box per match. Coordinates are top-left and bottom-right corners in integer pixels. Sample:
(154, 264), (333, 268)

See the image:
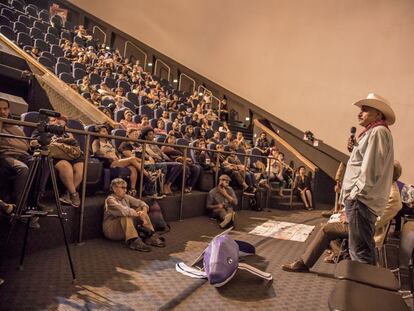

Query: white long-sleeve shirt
(340, 126), (394, 216)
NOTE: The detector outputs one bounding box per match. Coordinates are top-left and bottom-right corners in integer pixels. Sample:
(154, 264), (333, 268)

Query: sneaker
(282, 260), (309, 273)
(128, 237), (151, 252)
(145, 234), (166, 247)
(29, 217), (40, 229)
(147, 193), (166, 200)
(70, 192), (81, 208)
(219, 212), (233, 229)
(59, 192), (71, 205)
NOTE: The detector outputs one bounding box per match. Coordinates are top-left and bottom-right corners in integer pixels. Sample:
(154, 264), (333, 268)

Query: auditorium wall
(69, 0), (414, 182)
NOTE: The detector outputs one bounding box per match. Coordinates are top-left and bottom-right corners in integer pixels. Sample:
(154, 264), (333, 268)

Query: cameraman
(206, 174), (237, 229)
(0, 99), (31, 204)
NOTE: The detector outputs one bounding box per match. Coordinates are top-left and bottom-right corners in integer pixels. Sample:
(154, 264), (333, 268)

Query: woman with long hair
(293, 166), (314, 210)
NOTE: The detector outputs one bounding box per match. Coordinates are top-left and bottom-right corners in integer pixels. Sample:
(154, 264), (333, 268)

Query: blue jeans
(344, 199), (377, 265)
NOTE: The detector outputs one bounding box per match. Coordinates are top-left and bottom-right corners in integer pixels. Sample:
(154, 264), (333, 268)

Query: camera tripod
(4, 146), (76, 282)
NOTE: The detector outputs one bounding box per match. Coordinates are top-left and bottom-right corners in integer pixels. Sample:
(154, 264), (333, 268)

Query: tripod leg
(18, 217), (31, 270)
(2, 157), (40, 267)
(48, 158), (77, 282)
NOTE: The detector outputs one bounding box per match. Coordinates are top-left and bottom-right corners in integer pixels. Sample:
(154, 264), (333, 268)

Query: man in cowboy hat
(340, 93), (395, 265)
(206, 174), (237, 229)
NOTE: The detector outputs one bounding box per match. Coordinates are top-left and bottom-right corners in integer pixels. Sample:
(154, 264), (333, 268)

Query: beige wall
(70, 0), (414, 182)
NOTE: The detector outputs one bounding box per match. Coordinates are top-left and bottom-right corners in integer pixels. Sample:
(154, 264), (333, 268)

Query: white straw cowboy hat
(353, 93), (396, 125)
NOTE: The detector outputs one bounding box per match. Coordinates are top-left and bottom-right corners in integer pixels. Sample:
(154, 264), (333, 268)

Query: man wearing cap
(340, 93), (395, 265)
(206, 174), (237, 229)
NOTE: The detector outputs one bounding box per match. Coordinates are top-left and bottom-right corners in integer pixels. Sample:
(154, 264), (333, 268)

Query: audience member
(92, 125), (146, 196)
(103, 178), (165, 252)
(140, 127), (182, 195)
(293, 166), (313, 210)
(161, 135), (201, 193)
(255, 132), (270, 155)
(119, 110), (140, 131)
(282, 161), (402, 272)
(154, 119), (167, 136)
(0, 99), (31, 204)
(206, 174), (237, 229)
(31, 116), (84, 207)
(219, 121), (230, 133)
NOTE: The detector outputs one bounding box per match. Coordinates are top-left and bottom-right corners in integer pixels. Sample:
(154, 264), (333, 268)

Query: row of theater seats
(20, 111), (264, 193)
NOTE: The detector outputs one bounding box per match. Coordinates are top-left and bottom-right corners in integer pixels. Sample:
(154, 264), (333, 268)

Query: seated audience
(219, 99), (229, 121)
(168, 121), (182, 138)
(235, 131), (248, 151)
(218, 121), (230, 133)
(120, 110), (140, 132)
(194, 140), (213, 170)
(113, 97), (125, 114)
(293, 166), (313, 210)
(206, 174), (237, 229)
(118, 129), (162, 199)
(103, 178), (165, 252)
(226, 143), (257, 191)
(214, 144), (255, 196)
(266, 148), (287, 195)
(209, 131), (221, 144)
(161, 135), (201, 193)
(205, 109), (218, 122)
(282, 161), (402, 272)
(140, 127), (182, 195)
(0, 99), (31, 204)
(31, 116), (84, 207)
(183, 125), (196, 141)
(78, 76), (91, 93)
(222, 131), (233, 145)
(154, 119), (167, 136)
(255, 132), (271, 155)
(92, 125), (146, 196)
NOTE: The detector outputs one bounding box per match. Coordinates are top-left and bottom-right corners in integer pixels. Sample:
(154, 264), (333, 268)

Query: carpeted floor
(0, 207), (355, 310)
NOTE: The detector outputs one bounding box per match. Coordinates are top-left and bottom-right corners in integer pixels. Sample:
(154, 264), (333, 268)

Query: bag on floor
(149, 200), (170, 232)
(176, 231), (272, 287)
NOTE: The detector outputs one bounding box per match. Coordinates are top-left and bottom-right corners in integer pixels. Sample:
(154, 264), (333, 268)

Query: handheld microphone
(348, 127), (357, 152)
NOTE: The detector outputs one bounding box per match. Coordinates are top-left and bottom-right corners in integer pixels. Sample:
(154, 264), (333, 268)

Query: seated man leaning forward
(281, 160), (402, 272)
(206, 174), (237, 229)
(103, 178), (165, 251)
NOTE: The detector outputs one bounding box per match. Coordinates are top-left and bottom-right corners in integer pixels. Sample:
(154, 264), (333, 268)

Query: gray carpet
(0, 207), (350, 310)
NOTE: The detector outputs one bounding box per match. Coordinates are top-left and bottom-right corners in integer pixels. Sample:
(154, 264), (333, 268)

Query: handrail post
(178, 73), (196, 93)
(266, 156), (271, 210)
(139, 143), (146, 199)
(240, 155), (249, 209)
(123, 41), (148, 70)
(179, 148), (188, 221)
(214, 151), (220, 186)
(154, 59), (171, 81)
(78, 133), (90, 244)
(92, 25), (107, 44)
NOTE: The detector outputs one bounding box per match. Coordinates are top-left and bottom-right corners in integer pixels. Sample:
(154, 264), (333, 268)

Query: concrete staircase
(267, 182), (305, 210)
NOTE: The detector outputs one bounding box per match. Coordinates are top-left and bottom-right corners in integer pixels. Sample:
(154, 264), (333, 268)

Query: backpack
(148, 200), (170, 232)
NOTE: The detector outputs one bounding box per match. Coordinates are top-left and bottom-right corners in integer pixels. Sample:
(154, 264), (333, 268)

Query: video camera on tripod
(3, 108), (77, 281)
(36, 109), (65, 148)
